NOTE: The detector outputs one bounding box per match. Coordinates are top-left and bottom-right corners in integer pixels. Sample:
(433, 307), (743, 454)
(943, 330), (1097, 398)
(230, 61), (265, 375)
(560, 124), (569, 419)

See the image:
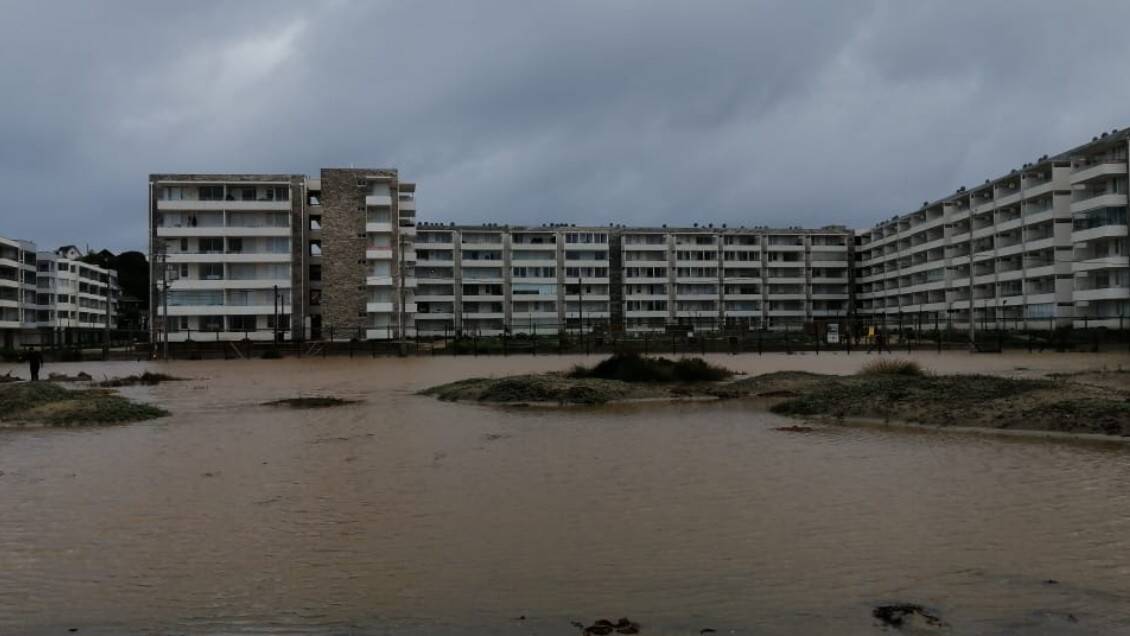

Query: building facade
(1, 236), (119, 349)
(856, 127), (1130, 329)
(149, 129), (1129, 341)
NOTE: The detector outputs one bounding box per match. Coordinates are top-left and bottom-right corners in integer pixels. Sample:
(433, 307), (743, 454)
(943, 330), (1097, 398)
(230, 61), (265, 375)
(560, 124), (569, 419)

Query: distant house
(56, 245), (82, 260)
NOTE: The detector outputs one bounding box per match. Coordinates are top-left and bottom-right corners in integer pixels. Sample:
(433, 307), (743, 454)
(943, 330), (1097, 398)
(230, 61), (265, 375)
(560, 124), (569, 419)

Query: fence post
(785, 324), (791, 355)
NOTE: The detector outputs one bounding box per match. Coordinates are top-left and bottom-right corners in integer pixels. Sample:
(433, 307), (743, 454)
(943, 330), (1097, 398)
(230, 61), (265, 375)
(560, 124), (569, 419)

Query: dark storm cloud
(2, 0), (1129, 251)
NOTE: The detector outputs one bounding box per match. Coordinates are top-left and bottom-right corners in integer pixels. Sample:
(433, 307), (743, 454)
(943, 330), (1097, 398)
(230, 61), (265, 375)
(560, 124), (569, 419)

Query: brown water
(1, 352), (1130, 635)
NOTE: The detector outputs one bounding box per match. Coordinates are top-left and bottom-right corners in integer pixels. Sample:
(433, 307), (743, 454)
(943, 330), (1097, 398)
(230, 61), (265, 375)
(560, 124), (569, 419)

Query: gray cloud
(2, 0), (1129, 251)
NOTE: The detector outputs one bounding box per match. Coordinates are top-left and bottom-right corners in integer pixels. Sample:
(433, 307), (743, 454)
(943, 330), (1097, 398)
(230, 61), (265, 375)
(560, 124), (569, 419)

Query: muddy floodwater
(2, 352), (1130, 635)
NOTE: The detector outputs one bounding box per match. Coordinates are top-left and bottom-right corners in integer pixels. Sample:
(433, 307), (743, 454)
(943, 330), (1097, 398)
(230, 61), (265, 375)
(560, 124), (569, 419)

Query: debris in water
(263, 396), (359, 409)
(872, 603), (945, 629)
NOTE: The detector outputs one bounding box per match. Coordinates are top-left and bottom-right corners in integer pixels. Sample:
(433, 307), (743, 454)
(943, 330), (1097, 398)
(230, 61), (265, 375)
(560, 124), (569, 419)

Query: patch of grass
(420, 374), (634, 405)
(568, 353), (733, 383)
(859, 358), (925, 377)
(98, 372), (184, 387)
(263, 396), (358, 408)
(770, 374), (1050, 418)
(0, 382), (168, 427)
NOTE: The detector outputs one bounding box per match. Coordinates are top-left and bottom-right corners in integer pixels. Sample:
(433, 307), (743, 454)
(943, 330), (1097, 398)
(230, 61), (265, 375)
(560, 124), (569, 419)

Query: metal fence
(121, 312), (1130, 360)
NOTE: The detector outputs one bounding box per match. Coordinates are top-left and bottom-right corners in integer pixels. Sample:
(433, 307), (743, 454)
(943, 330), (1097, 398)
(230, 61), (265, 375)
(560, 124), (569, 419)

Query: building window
(199, 186), (224, 201)
(201, 263), (223, 280)
(229, 315), (256, 331)
(309, 264), (322, 281)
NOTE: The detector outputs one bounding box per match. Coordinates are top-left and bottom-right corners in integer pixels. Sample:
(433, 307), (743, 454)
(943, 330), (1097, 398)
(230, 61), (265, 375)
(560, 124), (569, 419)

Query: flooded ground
(1, 352), (1129, 635)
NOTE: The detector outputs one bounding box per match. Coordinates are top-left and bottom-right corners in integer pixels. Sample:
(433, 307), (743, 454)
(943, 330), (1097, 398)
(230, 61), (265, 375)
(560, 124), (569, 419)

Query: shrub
(568, 353), (732, 383)
(859, 358), (925, 377)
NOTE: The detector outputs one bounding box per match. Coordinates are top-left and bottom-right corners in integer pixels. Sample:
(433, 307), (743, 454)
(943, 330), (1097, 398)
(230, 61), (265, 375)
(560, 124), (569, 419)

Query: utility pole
(398, 234), (409, 357)
(155, 241), (171, 361)
(102, 273), (111, 361)
(273, 284), (279, 344)
(577, 275), (584, 339)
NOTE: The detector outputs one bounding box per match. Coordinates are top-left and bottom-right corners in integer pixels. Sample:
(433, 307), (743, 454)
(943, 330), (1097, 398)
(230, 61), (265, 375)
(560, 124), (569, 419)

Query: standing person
(27, 350), (43, 382)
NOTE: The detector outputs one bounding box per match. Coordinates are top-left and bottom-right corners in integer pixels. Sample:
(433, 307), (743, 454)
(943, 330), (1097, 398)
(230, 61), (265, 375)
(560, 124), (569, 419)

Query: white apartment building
(151, 128), (1129, 343)
(856, 128), (1130, 329)
(149, 176), (301, 341)
(412, 224), (850, 336)
(1, 235), (119, 349)
(34, 251), (118, 345)
(0, 236), (39, 349)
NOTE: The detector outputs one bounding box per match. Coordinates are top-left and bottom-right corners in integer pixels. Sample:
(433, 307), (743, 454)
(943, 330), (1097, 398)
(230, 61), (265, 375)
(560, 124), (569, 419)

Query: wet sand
(1, 352), (1129, 634)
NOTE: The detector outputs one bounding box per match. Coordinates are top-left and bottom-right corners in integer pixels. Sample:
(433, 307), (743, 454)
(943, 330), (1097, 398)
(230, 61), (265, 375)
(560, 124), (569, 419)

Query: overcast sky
(2, 1), (1129, 252)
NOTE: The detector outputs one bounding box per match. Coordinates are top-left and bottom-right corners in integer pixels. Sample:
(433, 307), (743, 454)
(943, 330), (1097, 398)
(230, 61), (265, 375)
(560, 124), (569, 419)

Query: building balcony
(366, 302), (394, 313)
(511, 242), (558, 250)
(1074, 286), (1130, 302)
(1070, 193), (1127, 214)
(1072, 256), (1130, 273)
(810, 259), (850, 268)
(1025, 292), (1058, 305)
(1024, 264), (1056, 279)
(1070, 161), (1128, 184)
(366, 248), (393, 260)
(1072, 224), (1128, 244)
(625, 310), (670, 318)
(166, 252), (290, 264)
(1024, 237), (1055, 252)
(1022, 208), (1056, 225)
(156, 226), (290, 238)
(996, 217), (1023, 233)
(995, 191), (1021, 208)
(996, 243), (1024, 257)
(365, 222), (393, 233)
(157, 200), (291, 212)
(162, 304), (288, 317)
(1022, 180), (1054, 199)
(365, 194), (392, 207)
(169, 278), (290, 291)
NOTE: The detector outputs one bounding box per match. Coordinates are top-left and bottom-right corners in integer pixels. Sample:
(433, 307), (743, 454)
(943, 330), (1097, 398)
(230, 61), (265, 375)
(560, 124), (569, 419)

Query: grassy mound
(766, 372), (1130, 436)
(263, 396), (359, 408)
(421, 374), (640, 405)
(98, 372), (184, 387)
(0, 382), (168, 427)
(770, 374), (1049, 418)
(859, 358), (925, 377)
(568, 353), (733, 383)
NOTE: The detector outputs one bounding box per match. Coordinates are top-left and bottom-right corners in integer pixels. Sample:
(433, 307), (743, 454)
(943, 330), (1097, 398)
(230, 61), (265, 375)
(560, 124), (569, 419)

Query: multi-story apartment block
(150, 129), (1128, 342)
(856, 128), (1129, 329)
(1, 236), (39, 348)
(34, 252), (119, 345)
(1, 235), (119, 349)
(148, 174), (306, 342)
